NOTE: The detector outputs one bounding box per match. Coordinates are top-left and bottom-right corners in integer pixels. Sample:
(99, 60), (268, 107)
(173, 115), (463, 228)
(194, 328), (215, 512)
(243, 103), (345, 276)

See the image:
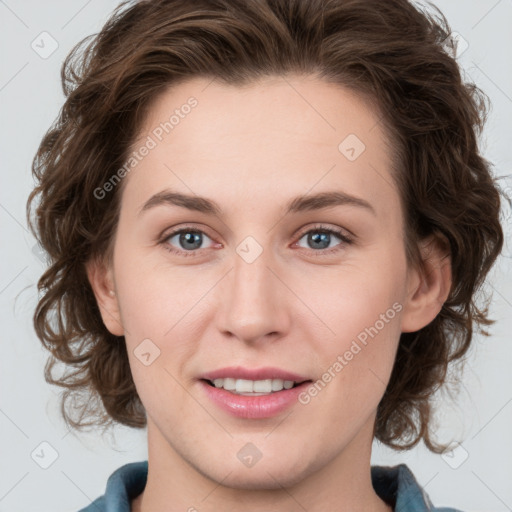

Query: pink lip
(199, 366), (310, 382)
(199, 380), (312, 419)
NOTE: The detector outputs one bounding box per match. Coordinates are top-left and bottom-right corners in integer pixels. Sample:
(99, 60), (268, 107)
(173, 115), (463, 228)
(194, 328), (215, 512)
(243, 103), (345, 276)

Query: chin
(221, 472), (304, 491)
(207, 458), (312, 491)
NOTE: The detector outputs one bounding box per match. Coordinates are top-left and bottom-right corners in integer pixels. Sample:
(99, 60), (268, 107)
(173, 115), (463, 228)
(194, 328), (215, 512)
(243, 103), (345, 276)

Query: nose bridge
(217, 242), (289, 342)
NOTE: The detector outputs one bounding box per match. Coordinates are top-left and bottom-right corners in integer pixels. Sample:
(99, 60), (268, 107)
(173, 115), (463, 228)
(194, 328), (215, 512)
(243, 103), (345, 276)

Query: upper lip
(200, 366), (311, 383)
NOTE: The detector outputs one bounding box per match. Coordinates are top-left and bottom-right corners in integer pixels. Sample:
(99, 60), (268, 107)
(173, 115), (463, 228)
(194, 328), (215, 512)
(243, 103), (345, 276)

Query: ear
(401, 234), (452, 333)
(85, 257), (125, 336)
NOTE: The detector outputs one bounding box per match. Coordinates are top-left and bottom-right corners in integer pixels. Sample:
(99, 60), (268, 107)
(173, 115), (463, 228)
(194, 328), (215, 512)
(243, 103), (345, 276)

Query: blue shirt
(78, 461), (463, 511)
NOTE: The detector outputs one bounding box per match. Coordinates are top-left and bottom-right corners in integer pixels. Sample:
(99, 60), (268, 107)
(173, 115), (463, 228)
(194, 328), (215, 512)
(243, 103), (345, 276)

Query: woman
(27, 0), (505, 510)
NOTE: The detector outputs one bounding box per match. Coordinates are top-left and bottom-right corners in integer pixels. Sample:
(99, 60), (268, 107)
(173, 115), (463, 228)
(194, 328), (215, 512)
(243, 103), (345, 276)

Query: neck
(132, 418), (392, 512)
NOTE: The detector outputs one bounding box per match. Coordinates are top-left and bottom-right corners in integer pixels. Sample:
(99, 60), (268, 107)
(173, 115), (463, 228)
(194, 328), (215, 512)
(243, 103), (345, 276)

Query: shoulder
(77, 460), (148, 512)
(371, 463), (464, 512)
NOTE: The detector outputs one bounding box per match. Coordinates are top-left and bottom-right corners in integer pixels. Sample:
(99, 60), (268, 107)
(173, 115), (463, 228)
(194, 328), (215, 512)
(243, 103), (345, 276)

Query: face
(92, 75), (434, 489)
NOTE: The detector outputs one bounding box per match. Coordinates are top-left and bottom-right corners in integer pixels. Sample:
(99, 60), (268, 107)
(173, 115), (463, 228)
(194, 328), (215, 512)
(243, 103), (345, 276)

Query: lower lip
(199, 380), (312, 419)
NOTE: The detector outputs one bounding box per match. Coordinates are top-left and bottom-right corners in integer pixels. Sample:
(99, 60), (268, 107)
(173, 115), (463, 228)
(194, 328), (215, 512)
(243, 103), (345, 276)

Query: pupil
(310, 232), (329, 249)
(180, 232), (202, 250)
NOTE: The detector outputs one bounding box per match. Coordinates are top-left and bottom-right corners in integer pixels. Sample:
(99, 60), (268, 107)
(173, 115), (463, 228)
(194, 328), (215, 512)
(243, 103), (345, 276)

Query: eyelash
(159, 224), (354, 258)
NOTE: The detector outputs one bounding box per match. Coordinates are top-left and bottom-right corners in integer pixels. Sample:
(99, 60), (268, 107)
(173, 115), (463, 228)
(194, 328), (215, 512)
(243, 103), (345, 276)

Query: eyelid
(159, 223), (215, 241)
(293, 222), (355, 242)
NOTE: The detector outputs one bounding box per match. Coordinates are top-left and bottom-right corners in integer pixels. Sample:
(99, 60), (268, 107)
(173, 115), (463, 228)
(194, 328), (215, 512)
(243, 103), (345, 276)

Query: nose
(215, 247), (291, 345)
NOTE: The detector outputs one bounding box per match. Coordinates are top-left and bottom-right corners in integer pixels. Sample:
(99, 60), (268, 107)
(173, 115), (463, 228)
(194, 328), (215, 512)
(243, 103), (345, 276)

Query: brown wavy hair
(27, 0), (505, 452)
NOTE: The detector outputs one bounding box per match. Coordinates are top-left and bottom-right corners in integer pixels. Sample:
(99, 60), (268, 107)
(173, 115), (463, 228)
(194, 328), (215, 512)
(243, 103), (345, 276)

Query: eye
(160, 226), (217, 257)
(159, 223), (354, 258)
(295, 225), (354, 255)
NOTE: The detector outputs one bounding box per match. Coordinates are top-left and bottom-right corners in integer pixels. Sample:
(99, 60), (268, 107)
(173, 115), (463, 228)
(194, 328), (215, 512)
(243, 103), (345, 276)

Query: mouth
(198, 377), (314, 419)
(201, 378), (312, 396)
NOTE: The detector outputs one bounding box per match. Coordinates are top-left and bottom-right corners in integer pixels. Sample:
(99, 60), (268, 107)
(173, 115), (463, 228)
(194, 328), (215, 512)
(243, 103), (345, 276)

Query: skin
(87, 75), (451, 512)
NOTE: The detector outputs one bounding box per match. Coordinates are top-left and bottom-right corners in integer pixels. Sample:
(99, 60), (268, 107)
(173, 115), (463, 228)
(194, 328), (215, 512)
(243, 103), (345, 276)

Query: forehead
(123, 75), (399, 222)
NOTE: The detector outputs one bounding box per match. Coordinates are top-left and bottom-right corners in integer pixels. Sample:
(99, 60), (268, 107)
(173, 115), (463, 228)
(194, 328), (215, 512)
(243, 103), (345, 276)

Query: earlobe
(400, 235), (452, 333)
(85, 258), (124, 336)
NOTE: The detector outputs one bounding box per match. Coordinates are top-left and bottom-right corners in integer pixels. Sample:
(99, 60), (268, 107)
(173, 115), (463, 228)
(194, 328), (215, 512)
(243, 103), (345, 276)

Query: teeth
(211, 378), (297, 394)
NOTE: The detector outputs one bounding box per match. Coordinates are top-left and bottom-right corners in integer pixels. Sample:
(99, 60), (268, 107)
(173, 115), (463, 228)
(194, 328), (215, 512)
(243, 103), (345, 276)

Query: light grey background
(1, 1), (511, 511)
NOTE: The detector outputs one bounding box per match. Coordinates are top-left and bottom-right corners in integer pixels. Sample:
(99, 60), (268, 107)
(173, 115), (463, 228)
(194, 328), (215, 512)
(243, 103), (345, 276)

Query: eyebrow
(139, 189), (376, 217)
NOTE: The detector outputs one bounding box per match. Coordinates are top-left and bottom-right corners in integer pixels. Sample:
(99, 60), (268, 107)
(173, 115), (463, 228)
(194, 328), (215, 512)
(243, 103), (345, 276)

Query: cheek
(309, 266), (404, 341)
(328, 304), (401, 382)
(307, 261), (406, 387)
(307, 302), (403, 427)
(113, 257), (212, 392)
(113, 245), (206, 338)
